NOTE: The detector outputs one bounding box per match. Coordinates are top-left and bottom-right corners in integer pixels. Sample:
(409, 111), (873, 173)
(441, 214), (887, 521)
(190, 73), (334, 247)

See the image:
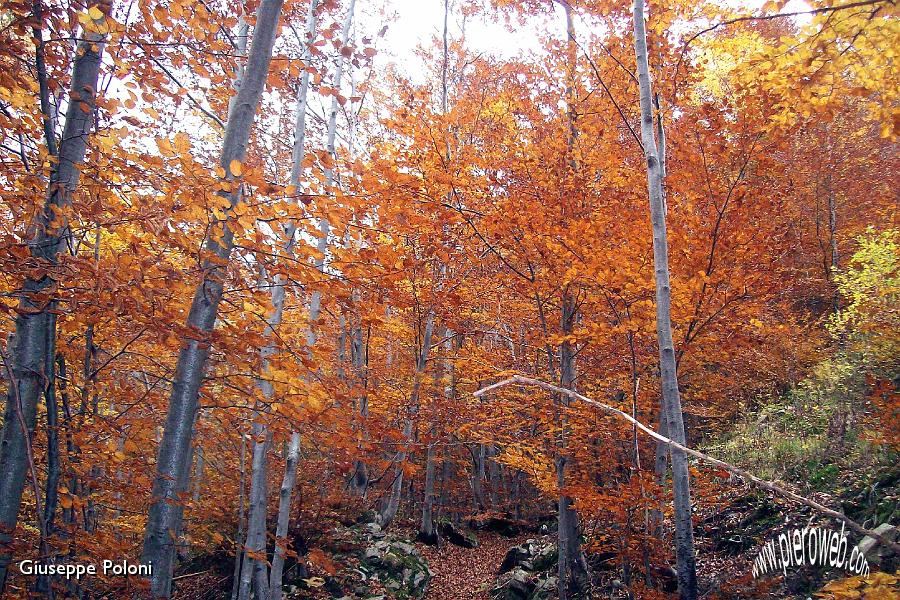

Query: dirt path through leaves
(420, 532), (530, 600)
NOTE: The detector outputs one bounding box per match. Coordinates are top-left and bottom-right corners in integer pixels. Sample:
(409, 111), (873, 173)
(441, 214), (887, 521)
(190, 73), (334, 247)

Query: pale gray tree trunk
(234, 2), (322, 597)
(0, 9), (106, 592)
(238, 426), (270, 600)
(419, 439), (437, 543)
(632, 0), (698, 597)
(141, 0), (285, 595)
(268, 431), (301, 599)
(231, 435), (248, 600)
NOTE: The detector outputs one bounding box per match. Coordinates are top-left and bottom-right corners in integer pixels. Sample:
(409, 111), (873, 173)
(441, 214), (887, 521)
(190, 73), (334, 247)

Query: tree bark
(238, 425), (270, 600)
(557, 293), (589, 599)
(472, 443), (487, 511)
(141, 0), (284, 595)
(235, 2), (322, 597)
(0, 7), (107, 592)
(380, 312), (434, 528)
(268, 431), (301, 600)
(631, 1), (698, 595)
(419, 439), (437, 543)
(231, 434), (247, 600)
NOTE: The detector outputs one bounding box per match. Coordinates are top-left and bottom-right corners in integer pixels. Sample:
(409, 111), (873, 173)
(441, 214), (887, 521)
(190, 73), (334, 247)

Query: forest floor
(419, 531), (531, 600)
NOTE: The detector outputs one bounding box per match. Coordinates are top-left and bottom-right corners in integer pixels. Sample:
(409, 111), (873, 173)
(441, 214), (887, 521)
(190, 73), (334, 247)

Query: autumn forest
(0, 0), (897, 598)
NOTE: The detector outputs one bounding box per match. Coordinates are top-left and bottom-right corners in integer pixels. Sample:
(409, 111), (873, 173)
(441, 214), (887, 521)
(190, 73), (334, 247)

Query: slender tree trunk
(554, 2), (588, 596)
(632, 1), (698, 597)
(380, 312), (434, 527)
(827, 177), (840, 314)
(348, 320), (369, 496)
(557, 293), (589, 599)
(238, 426), (269, 600)
(268, 431), (300, 600)
(472, 443), (487, 511)
(231, 435), (247, 600)
(236, 2), (323, 596)
(141, 1), (284, 595)
(0, 7), (107, 592)
(419, 439), (437, 543)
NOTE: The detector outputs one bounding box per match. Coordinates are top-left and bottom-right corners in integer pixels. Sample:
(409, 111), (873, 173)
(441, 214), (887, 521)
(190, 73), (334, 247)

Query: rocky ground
(170, 499), (898, 600)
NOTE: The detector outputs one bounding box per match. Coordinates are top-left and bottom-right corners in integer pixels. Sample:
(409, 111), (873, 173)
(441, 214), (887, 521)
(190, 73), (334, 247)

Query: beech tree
(0, 3), (108, 591)
(632, 0), (698, 596)
(141, 0), (285, 594)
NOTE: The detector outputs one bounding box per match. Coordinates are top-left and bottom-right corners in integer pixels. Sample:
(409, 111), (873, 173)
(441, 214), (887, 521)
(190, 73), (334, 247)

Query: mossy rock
(359, 538), (432, 599)
(491, 567), (535, 600)
(499, 538), (557, 575)
(437, 519), (478, 549)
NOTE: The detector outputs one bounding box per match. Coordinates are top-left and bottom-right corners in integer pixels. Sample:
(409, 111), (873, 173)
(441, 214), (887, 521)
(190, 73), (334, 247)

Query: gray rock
(858, 523), (898, 567)
(359, 535), (432, 598)
(491, 567), (535, 600)
(498, 538), (557, 574)
(531, 544), (558, 572)
(363, 546), (381, 561)
(393, 541), (417, 555)
(528, 576), (558, 600)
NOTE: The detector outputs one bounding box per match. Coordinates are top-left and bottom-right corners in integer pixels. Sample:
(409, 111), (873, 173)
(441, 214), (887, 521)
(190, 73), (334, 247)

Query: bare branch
(474, 374), (900, 555)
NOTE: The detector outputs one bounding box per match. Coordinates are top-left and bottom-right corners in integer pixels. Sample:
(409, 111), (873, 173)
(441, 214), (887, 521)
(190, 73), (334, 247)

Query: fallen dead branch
(473, 374), (900, 555)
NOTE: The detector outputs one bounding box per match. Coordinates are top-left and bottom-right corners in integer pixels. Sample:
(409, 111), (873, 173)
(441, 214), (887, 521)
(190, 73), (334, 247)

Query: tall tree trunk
(238, 425), (270, 600)
(268, 431), (301, 600)
(380, 312), (434, 527)
(235, 2), (323, 597)
(231, 434), (248, 600)
(348, 319), (369, 496)
(557, 292), (589, 600)
(419, 439), (437, 543)
(631, 1), (698, 597)
(472, 443), (487, 511)
(0, 6), (107, 592)
(555, 2), (588, 597)
(141, 0), (284, 594)
(827, 176), (840, 314)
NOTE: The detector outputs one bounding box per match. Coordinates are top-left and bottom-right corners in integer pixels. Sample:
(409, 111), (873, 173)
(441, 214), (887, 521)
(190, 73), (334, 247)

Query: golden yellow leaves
(76, 5), (117, 36)
(228, 159), (243, 177)
(815, 572), (899, 599)
(155, 133), (191, 158)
